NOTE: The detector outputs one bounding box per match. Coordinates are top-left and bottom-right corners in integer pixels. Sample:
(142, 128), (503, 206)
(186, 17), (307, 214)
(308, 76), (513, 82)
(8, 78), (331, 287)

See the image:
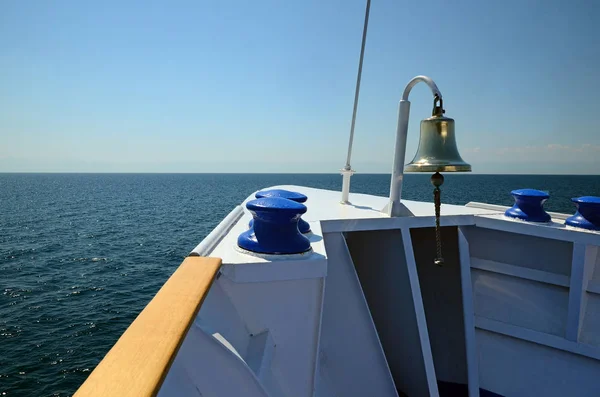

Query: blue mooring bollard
(504, 189), (551, 223)
(249, 189), (311, 234)
(238, 197), (311, 255)
(565, 196), (600, 231)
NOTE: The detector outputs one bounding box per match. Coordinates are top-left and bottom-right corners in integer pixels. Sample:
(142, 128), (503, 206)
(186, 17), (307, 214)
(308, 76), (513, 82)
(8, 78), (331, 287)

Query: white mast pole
(341, 0), (371, 204)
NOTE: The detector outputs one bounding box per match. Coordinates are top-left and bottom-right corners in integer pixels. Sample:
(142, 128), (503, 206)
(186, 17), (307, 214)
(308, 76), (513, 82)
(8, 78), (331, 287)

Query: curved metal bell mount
(388, 75), (473, 265)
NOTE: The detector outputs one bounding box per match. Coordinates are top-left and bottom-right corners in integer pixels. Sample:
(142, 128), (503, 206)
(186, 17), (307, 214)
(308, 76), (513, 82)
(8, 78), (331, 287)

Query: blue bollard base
(504, 189), (551, 223)
(238, 197), (311, 255)
(566, 196), (600, 231)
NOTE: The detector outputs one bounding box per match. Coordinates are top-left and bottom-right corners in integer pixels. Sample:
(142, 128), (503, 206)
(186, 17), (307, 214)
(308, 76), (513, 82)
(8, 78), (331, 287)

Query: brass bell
(405, 96), (471, 173)
(404, 95), (471, 266)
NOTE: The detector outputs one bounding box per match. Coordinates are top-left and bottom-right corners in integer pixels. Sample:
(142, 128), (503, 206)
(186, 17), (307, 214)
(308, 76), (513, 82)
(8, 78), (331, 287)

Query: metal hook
(432, 95), (445, 117)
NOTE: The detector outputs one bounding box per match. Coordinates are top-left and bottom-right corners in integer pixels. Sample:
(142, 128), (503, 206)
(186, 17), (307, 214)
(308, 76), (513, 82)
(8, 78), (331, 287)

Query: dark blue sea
(1, 173), (599, 396)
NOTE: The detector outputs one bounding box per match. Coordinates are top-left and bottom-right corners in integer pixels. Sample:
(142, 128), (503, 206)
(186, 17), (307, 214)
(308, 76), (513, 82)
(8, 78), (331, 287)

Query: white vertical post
(341, 168), (354, 204)
(386, 75), (442, 217)
(566, 244), (598, 341)
(400, 227), (440, 396)
(388, 100), (411, 216)
(340, 0), (371, 204)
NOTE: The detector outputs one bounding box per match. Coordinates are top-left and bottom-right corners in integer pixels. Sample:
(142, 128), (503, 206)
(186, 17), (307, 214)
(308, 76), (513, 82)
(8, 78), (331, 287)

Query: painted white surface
(579, 246), (600, 348)
(170, 184), (600, 397)
(466, 201), (570, 220)
(389, 75), (443, 217)
(236, 185), (500, 235)
(245, 329), (275, 382)
(580, 293), (600, 348)
(316, 232), (398, 397)
(462, 222), (600, 396)
(586, 281), (600, 294)
(475, 329), (600, 397)
(197, 279), (252, 359)
(474, 213), (600, 245)
(344, 228), (439, 396)
(409, 226), (474, 390)
(409, 228), (472, 385)
(462, 226), (574, 276)
(217, 275), (324, 397)
(475, 316), (600, 361)
(588, 245), (600, 282)
(209, 207), (327, 283)
(178, 214), (327, 397)
(250, 185), (500, 223)
(470, 257), (570, 288)
(457, 228), (480, 397)
(158, 321), (269, 397)
(566, 244), (595, 341)
(388, 99), (412, 217)
(191, 281), (291, 396)
(400, 229), (439, 397)
(340, 168), (354, 204)
(471, 268), (569, 337)
(210, 207), (327, 266)
(321, 214), (476, 234)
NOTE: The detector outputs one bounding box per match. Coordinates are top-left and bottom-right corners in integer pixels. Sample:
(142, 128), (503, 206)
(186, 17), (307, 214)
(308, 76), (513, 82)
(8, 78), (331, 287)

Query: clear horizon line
(0, 171), (598, 176)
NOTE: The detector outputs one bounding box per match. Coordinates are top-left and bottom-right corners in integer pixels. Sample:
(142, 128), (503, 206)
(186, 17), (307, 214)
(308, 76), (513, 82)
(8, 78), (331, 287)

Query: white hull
(152, 185), (600, 397)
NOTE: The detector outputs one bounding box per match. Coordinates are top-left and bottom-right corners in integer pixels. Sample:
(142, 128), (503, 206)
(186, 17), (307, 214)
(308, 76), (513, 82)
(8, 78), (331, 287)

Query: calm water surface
(1, 173), (599, 396)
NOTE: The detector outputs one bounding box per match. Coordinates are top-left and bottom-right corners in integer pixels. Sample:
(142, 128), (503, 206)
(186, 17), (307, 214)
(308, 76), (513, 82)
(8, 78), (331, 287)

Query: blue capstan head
(238, 197), (312, 255)
(255, 189), (308, 203)
(504, 189), (551, 223)
(565, 196), (600, 231)
(249, 189), (311, 233)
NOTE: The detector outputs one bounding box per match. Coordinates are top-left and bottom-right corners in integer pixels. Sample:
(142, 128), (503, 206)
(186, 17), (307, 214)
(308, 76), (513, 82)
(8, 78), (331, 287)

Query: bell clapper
(431, 171), (445, 266)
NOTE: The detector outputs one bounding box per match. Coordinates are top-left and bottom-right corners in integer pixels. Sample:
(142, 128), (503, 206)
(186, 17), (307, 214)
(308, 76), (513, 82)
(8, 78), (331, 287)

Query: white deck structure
(142, 185), (600, 397)
(73, 56), (600, 396)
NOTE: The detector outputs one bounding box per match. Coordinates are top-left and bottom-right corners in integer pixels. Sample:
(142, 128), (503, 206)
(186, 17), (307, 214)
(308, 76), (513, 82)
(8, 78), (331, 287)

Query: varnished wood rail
(74, 256), (222, 397)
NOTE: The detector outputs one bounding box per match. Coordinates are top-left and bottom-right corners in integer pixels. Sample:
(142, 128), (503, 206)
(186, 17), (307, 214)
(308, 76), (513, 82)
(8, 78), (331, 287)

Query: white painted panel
(587, 246), (600, 282)
(220, 258), (327, 283)
(476, 329), (600, 397)
(462, 226), (574, 276)
(197, 279), (251, 358)
(475, 316), (600, 361)
(159, 324), (269, 397)
(472, 269), (568, 337)
(344, 229), (438, 397)
(399, 229), (439, 397)
(466, 202), (569, 220)
(470, 258), (570, 287)
(587, 281), (600, 294)
(566, 244), (597, 341)
(458, 228), (480, 397)
(321, 214), (476, 233)
(218, 275), (324, 397)
(245, 330), (275, 381)
(316, 232), (398, 397)
(580, 293), (600, 348)
(240, 185), (496, 224)
(474, 214), (600, 245)
(409, 227), (468, 387)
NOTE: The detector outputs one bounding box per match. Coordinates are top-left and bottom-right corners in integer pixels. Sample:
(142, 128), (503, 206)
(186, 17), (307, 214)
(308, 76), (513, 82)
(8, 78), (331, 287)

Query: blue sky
(1, 0), (599, 173)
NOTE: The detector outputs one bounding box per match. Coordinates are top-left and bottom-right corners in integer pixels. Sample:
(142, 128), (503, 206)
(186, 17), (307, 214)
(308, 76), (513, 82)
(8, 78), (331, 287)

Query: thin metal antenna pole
(341, 0), (371, 203)
(345, 0), (371, 168)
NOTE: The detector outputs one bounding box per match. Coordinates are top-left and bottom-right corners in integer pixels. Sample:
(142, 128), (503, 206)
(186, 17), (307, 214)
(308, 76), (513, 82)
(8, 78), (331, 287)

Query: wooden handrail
(74, 256), (222, 397)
